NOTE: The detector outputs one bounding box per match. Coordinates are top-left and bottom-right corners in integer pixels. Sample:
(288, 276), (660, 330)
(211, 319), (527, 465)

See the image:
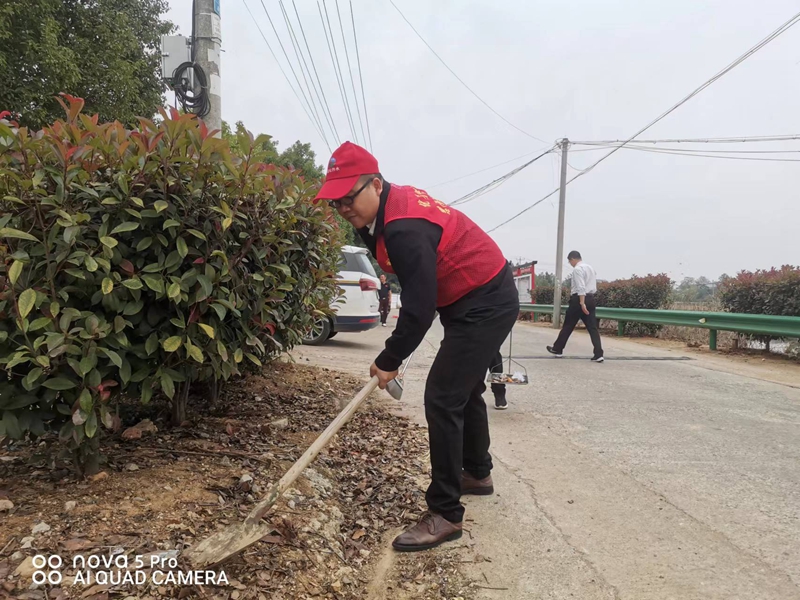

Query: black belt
(571, 293), (595, 297)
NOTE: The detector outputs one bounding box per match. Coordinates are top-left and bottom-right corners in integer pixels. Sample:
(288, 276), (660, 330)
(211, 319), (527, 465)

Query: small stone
(20, 536), (34, 549)
(31, 522), (51, 535)
(14, 556), (37, 578)
(11, 551), (24, 561)
(164, 485), (172, 491)
(254, 396), (263, 402)
(126, 463), (139, 471)
(0, 499), (13, 511)
(220, 456), (232, 467)
(89, 471), (109, 482)
(331, 580), (342, 592)
(64, 500), (77, 513)
(270, 418), (289, 429)
(287, 500), (296, 510)
(231, 592), (240, 600)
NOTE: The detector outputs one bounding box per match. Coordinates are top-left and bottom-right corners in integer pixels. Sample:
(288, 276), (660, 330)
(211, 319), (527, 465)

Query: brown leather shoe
(392, 512), (463, 552)
(461, 471), (494, 496)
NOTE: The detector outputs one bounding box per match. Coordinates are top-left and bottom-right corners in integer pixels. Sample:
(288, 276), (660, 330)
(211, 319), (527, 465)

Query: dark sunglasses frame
(328, 178), (373, 209)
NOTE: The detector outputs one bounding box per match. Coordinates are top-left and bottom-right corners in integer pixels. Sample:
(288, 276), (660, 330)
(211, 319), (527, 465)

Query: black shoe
(546, 346), (563, 358)
(494, 391), (508, 410)
(591, 356), (605, 363)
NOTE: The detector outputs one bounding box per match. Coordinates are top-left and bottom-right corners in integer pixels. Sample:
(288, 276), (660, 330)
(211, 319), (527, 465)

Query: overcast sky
(165, 0), (799, 281)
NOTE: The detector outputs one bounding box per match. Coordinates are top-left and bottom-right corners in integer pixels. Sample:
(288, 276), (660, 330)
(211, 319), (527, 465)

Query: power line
(350, 0), (373, 152)
(320, 0), (359, 144)
(278, 0), (336, 144)
(335, 0), (368, 145)
(243, 0), (327, 145)
(425, 146), (553, 190)
(609, 144), (800, 162)
(448, 147), (555, 206)
(290, 0), (341, 143)
(388, 0), (549, 145)
(487, 9), (800, 233)
(259, 0), (331, 150)
(572, 134), (800, 145)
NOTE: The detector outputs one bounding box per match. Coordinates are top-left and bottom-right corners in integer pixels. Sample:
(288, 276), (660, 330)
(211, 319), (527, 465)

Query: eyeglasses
(328, 179), (372, 209)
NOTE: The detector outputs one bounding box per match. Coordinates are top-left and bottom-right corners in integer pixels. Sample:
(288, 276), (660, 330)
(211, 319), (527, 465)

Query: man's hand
(370, 362), (398, 390)
(581, 303), (590, 315)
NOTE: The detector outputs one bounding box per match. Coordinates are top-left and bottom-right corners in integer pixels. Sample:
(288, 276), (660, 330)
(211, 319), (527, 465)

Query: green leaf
(29, 317), (52, 332)
(160, 372), (175, 399)
(198, 323), (215, 339)
(142, 275), (165, 293)
(85, 411), (98, 438)
(49, 302), (60, 318)
(122, 279), (143, 290)
(186, 343), (204, 363)
(162, 336), (182, 352)
(123, 300), (144, 315)
(196, 274), (213, 298)
(187, 229), (207, 241)
(24, 367), (43, 389)
(120, 359), (131, 385)
(154, 200), (168, 213)
(43, 377), (77, 390)
(163, 219), (180, 229)
(102, 277), (114, 295)
(234, 348), (243, 364)
(111, 222), (139, 234)
(78, 389), (93, 412)
(84, 255), (98, 272)
(131, 197), (144, 208)
(79, 353), (98, 376)
(222, 217), (232, 231)
(100, 236), (118, 248)
(100, 348), (122, 368)
(136, 237), (153, 252)
(145, 333), (159, 355)
(276, 197), (296, 210)
(216, 340), (229, 361)
(8, 260), (23, 285)
(176, 237), (188, 258)
(0, 227), (38, 242)
(63, 225), (79, 244)
(245, 352), (262, 367)
(18, 288), (36, 319)
(167, 282), (181, 300)
(2, 412), (22, 439)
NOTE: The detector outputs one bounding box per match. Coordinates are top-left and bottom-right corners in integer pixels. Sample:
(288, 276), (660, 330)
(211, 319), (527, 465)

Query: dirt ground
(0, 363), (472, 600)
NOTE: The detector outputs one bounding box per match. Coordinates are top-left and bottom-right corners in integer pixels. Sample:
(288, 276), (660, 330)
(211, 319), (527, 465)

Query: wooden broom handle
(246, 376), (380, 524)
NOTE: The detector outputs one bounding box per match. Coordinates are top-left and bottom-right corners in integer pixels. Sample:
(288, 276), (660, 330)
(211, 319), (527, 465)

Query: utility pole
(552, 138), (569, 329)
(194, 0), (222, 133)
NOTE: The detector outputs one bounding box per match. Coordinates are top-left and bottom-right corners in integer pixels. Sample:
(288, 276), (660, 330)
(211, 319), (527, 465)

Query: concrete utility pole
(552, 138), (569, 329)
(194, 0), (222, 133)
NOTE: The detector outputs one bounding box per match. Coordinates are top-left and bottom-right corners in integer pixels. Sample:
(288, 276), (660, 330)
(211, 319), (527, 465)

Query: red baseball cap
(315, 142), (380, 201)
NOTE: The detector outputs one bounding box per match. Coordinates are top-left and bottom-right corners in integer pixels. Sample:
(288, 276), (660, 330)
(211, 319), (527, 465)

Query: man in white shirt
(547, 250), (604, 362)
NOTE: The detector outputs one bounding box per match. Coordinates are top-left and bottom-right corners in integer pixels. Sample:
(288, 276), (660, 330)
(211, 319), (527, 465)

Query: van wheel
(302, 319), (331, 345)
(327, 331), (338, 340)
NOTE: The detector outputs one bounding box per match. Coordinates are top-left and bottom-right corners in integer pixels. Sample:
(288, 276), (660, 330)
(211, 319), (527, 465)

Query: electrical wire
(607, 144), (800, 162)
(425, 146), (553, 190)
(243, 0), (328, 144)
(335, 0), (368, 145)
(321, 0), (359, 144)
(279, 0), (338, 144)
(291, 0), (341, 144)
(572, 134), (800, 145)
(448, 146), (555, 206)
(350, 0), (373, 152)
(259, 0), (331, 150)
(172, 0), (210, 117)
(388, 0), (549, 145)
(487, 10), (800, 233)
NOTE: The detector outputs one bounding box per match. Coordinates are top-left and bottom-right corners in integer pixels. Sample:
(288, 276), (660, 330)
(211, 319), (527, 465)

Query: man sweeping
(317, 142), (519, 551)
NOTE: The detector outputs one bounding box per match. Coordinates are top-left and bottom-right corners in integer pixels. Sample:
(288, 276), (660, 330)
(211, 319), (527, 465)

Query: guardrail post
(617, 321), (625, 337)
(709, 329), (717, 351)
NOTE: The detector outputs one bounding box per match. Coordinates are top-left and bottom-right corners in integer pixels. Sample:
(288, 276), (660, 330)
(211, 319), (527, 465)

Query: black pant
(553, 294), (603, 358)
(424, 267), (519, 523)
(489, 350), (505, 395)
(379, 297), (390, 324)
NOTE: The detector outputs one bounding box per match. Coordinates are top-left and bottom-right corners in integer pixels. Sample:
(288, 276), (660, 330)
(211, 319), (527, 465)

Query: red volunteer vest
(376, 185), (506, 307)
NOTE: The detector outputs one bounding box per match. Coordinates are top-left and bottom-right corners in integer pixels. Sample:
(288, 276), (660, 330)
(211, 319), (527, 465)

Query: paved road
(294, 320), (800, 600)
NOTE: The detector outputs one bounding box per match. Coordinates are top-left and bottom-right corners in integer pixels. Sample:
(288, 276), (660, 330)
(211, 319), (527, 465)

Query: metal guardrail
(519, 304), (800, 350)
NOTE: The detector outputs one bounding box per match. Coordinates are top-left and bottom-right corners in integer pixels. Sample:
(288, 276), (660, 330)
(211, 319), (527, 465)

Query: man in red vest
(316, 142), (519, 552)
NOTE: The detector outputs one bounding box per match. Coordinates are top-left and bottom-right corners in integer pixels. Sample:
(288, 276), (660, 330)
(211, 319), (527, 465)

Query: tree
(280, 141), (325, 180)
(0, 0), (174, 129)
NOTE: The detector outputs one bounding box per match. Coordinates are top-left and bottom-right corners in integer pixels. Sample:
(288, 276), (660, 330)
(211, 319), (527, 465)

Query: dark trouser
(424, 267), (519, 523)
(552, 294), (604, 358)
(489, 350), (505, 395)
(379, 298), (390, 324)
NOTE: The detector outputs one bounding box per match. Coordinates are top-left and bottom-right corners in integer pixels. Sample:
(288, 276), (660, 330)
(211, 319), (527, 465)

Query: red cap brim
(314, 175), (359, 202)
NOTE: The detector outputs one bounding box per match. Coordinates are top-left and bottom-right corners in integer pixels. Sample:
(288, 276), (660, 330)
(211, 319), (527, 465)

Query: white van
(303, 245), (380, 345)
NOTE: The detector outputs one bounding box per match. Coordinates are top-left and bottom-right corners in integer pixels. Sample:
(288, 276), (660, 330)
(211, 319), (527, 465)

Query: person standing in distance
(317, 142), (519, 552)
(378, 274), (392, 327)
(547, 251), (604, 362)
